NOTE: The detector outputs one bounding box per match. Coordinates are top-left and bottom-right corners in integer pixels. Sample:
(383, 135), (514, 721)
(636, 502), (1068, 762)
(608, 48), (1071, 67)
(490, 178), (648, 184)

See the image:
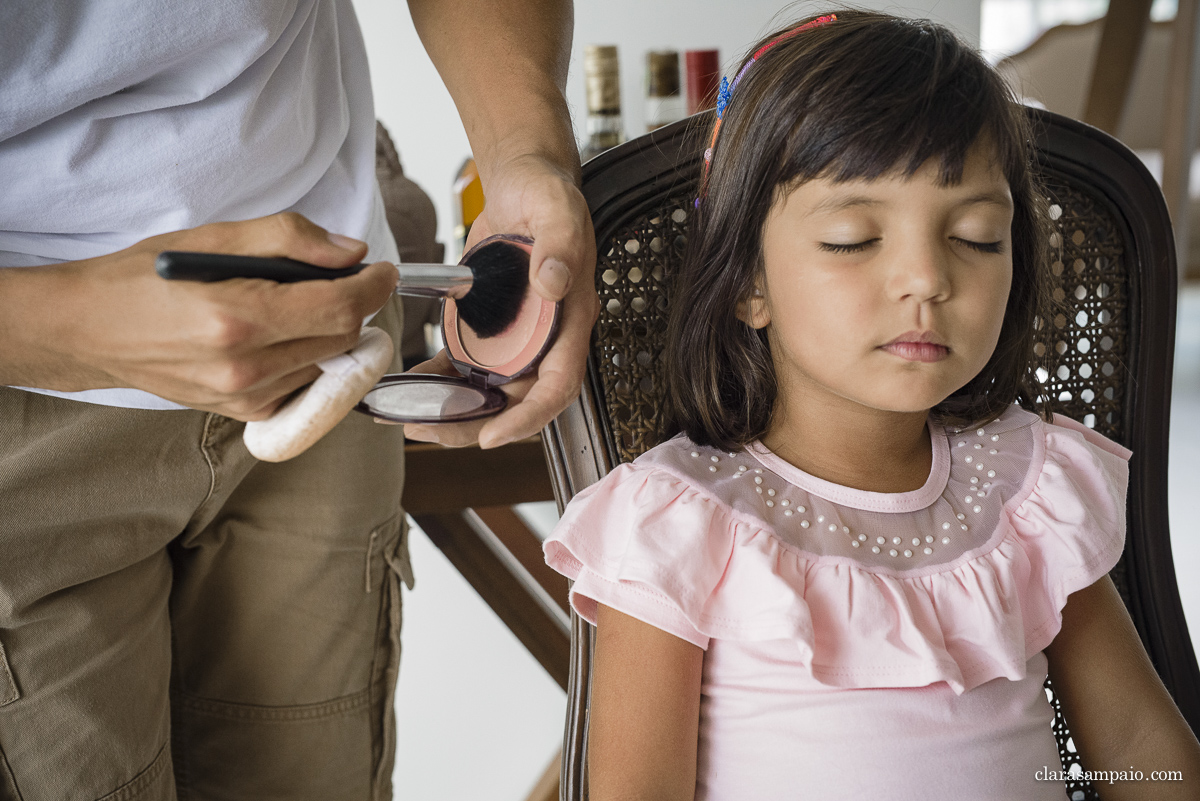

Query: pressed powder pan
(356, 235), (561, 424)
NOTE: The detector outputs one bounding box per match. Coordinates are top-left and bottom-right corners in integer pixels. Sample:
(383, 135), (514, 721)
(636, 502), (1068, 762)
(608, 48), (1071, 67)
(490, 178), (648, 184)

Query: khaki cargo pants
(0, 298), (412, 801)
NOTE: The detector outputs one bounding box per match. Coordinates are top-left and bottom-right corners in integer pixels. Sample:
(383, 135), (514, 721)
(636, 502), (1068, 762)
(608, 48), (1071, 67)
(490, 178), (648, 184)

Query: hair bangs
(767, 20), (1023, 192)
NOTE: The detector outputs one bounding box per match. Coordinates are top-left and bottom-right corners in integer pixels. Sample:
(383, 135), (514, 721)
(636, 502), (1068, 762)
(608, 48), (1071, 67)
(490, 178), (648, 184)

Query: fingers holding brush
(475, 276), (594, 448)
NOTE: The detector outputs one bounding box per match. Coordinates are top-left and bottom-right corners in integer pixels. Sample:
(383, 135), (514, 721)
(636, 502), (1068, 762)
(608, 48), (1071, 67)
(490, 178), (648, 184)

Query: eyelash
(818, 238), (1005, 255)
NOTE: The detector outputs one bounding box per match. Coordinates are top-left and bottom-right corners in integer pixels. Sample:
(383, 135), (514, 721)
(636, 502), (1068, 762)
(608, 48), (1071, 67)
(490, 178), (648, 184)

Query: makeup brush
(156, 237), (530, 338)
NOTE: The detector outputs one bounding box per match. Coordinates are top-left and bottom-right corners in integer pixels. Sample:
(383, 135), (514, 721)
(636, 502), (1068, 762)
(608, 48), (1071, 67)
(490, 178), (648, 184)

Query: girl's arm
(589, 602), (704, 801)
(1044, 575), (1200, 798)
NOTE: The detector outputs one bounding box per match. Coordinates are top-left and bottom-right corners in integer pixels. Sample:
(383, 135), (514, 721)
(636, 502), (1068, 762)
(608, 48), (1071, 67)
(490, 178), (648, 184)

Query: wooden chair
(542, 107), (1200, 800)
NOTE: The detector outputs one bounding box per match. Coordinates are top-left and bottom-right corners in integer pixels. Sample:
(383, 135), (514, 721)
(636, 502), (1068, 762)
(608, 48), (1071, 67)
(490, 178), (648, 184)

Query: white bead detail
(828, 524), (837, 532)
(973, 505), (981, 513)
(977, 429), (985, 436)
(872, 546), (881, 554)
(961, 524), (969, 530)
(755, 469), (762, 474)
(942, 536), (951, 544)
(957, 441), (966, 448)
(976, 463), (984, 471)
(924, 547), (933, 555)
(766, 500), (774, 507)
(974, 443), (982, 449)
(781, 499), (790, 507)
(859, 534), (867, 542)
(989, 449), (997, 455)
(965, 456), (973, 463)
(709, 465), (717, 472)
(754, 476), (762, 485)
(892, 537), (902, 545)
(877, 537), (886, 544)
(738, 465), (747, 472)
(889, 549), (899, 557)
(852, 540), (861, 548)
(800, 519), (809, 528)
(784, 509), (793, 516)
(957, 513), (966, 520)
(903, 549), (913, 557)
(987, 470), (996, 478)
(767, 489), (776, 497)
(843, 526), (850, 533)
(964, 496), (973, 504)
(991, 434), (999, 442)
(711, 455), (719, 462)
(912, 537), (921, 546)
(691, 451), (699, 457)
(817, 515), (825, 522)
(756, 487), (762, 494)
(925, 535), (934, 543)
(942, 522), (951, 530)
(970, 477), (979, 484)
(983, 482), (991, 488)
(798, 506), (806, 513)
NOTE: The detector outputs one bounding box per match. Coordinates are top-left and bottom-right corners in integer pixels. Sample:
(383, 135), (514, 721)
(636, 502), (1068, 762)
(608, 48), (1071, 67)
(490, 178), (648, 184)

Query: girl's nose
(887, 238), (952, 304)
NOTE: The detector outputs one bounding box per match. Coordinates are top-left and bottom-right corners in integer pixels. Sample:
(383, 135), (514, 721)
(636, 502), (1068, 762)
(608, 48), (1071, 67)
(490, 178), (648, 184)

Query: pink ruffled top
(543, 405), (1130, 800)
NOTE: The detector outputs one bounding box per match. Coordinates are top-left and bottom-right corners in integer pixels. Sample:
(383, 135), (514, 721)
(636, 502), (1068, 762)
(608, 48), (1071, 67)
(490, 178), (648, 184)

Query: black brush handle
(156, 251), (368, 283)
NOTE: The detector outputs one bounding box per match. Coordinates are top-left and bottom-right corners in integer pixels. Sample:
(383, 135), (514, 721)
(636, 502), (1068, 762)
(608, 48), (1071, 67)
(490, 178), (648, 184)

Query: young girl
(543, 10), (1200, 800)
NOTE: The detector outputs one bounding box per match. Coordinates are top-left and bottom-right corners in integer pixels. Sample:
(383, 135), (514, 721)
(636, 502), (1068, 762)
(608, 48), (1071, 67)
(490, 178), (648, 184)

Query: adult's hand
(401, 152), (599, 448)
(0, 212), (398, 420)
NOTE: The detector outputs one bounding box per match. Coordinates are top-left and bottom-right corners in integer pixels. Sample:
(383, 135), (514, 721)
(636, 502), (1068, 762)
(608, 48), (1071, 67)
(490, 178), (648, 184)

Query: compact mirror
(359, 374), (506, 424)
(355, 234), (561, 425)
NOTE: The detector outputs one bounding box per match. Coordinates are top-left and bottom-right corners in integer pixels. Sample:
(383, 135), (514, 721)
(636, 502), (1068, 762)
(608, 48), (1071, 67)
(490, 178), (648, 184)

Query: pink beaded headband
(696, 13), (838, 205)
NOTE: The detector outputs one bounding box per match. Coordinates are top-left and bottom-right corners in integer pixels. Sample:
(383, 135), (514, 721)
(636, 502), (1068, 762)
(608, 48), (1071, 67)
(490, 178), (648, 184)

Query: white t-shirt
(0, 0), (398, 409)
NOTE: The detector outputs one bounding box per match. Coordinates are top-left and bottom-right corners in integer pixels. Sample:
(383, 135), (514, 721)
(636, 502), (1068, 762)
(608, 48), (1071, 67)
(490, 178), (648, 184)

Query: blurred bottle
(582, 44), (625, 161)
(451, 156), (484, 260)
(645, 50), (685, 132)
(685, 49), (721, 114)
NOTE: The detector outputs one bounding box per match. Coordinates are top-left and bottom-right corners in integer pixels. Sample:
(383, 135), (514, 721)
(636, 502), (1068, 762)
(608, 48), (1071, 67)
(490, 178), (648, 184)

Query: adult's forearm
(0, 263), (111, 390)
(406, 0), (579, 183)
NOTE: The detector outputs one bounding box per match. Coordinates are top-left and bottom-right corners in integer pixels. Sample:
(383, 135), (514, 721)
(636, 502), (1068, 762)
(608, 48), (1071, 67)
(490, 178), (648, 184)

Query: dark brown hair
(663, 9), (1053, 451)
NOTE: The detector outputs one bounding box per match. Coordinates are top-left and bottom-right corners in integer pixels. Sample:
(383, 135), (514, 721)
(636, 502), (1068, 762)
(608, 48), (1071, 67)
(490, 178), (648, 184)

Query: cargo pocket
(367, 514), (413, 801)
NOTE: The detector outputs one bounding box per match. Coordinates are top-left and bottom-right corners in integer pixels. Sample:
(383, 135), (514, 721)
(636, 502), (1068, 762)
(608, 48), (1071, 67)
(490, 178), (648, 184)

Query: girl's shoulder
(542, 405), (1132, 692)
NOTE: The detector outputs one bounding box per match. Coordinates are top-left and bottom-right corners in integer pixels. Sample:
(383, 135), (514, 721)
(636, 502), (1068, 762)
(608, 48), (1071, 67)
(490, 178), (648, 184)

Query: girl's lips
(881, 341), (950, 362)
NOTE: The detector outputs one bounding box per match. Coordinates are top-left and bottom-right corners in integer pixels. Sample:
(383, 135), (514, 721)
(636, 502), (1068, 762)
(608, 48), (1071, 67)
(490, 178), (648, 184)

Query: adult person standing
(0, 1), (598, 799)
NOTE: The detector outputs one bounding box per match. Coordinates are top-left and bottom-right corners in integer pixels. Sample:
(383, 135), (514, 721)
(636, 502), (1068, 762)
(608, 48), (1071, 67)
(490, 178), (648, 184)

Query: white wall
(354, 0), (981, 259)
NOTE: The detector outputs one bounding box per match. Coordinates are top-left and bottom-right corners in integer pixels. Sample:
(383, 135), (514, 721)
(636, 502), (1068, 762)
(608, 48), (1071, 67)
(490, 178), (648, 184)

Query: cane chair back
(541, 107), (1200, 800)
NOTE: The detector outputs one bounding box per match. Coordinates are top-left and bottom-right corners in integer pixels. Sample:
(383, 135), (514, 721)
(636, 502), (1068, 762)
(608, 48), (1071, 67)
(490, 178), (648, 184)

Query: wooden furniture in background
(404, 438), (569, 801)
(1082, 0), (1154, 134)
(1164, 0), (1200, 271)
(404, 438), (570, 689)
(545, 108), (1200, 801)
(999, 4), (1200, 279)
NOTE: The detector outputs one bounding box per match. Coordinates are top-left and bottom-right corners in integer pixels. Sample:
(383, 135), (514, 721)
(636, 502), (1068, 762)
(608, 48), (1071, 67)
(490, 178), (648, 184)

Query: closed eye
(819, 239), (878, 254)
(955, 238), (1004, 254)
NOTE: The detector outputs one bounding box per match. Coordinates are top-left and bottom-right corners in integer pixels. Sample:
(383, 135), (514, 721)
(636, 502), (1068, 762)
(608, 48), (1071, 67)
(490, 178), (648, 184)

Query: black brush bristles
(456, 240), (531, 338)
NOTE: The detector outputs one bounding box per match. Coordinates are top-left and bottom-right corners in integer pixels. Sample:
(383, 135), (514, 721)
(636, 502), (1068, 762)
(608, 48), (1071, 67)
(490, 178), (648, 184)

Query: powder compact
(355, 235), (561, 424)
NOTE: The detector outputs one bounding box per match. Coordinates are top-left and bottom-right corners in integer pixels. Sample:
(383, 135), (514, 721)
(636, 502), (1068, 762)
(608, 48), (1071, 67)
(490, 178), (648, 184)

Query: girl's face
(745, 140), (1014, 420)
